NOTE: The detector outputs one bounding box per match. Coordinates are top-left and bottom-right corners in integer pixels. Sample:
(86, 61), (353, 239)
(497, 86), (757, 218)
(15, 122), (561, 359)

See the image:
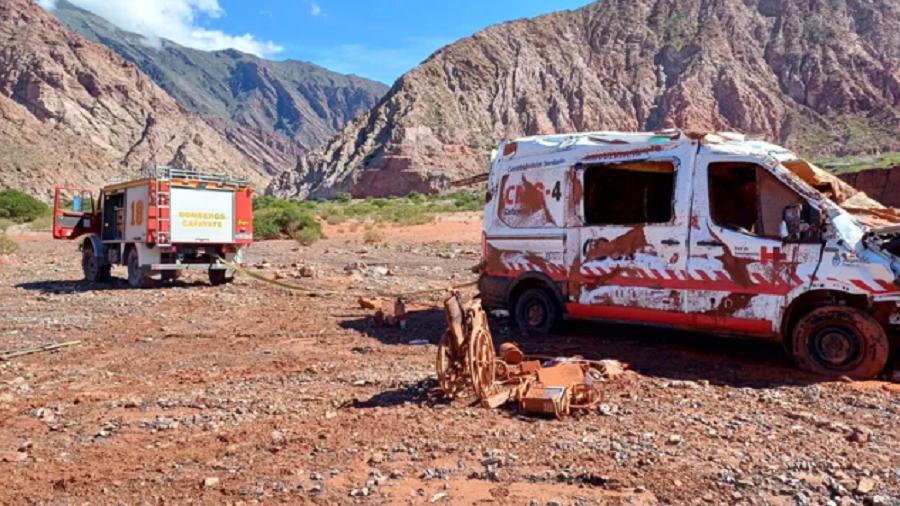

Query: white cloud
(40, 0), (283, 57)
(309, 1), (322, 17)
(37, 0), (58, 8)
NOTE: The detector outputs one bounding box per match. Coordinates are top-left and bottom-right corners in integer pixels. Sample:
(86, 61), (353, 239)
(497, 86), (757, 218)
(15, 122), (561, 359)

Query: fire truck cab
(480, 130), (900, 379)
(53, 166), (253, 288)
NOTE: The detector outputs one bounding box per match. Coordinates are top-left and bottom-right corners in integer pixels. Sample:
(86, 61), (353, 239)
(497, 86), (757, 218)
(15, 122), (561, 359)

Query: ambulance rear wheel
(791, 306), (889, 379)
(208, 269), (233, 286)
(513, 288), (560, 333)
(82, 246), (111, 283)
(126, 248), (153, 289)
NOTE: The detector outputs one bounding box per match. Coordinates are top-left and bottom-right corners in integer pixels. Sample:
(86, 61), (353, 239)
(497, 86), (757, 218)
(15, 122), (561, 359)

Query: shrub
(252, 208), (284, 239)
(0, 232), (16, 254)
(406, 192), (425, 203)
(293, 226), (321, 246)
(0, 190), (49, 223)
(253, 197), (323, 243)
(362, 227), (385, 244)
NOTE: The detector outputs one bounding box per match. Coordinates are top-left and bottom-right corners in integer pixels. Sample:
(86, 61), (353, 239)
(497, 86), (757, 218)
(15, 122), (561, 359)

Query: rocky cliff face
(839, 167), (900, 208)
(271, 0), (900, 199)
(0, 0), (274, 199)
(49, 0), (388, 174)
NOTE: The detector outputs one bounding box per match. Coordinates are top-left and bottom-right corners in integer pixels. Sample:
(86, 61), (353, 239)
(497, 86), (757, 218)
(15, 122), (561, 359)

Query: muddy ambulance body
(479, 130), (900, 379)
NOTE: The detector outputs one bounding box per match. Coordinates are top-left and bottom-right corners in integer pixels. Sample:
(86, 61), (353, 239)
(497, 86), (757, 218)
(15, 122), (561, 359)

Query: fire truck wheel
(513, 288), (560, 333)
(126, 248), (153, 289)
(791, 306), (889, 379)
(161, 271), (182, 283)
(82, 247), (111, 283)
(208, 269), (233, 286)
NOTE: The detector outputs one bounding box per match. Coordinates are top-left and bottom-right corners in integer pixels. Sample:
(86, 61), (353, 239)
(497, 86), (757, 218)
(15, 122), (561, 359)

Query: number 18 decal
(130, 200), (144, 226)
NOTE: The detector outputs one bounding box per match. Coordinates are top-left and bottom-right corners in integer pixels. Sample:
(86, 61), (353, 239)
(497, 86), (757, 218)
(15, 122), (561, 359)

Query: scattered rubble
(0, 227), (898, 504)
(436, 292), (619, 418)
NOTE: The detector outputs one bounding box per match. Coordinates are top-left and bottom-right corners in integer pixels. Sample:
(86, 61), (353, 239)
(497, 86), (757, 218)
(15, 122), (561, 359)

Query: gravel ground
(1, 219), (899, 505)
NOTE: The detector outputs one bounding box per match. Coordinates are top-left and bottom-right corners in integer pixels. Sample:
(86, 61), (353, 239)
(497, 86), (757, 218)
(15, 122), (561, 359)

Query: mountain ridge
(270, 0), (900, 199)
(0, 0), (274, 198)
(46, 0), (389, 174)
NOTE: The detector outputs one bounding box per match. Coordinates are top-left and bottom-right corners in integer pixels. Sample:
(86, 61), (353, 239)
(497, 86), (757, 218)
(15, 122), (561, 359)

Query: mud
(703, 293), (757, 317)
(710, 229), (755, 287)
(1, 220), (899, 504)
(519, 175), (556, 226)
(583, 226), (648, 261)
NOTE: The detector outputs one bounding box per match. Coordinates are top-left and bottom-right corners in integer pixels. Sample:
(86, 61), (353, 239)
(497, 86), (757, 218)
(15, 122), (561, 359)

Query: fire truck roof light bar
(137, 165), (250, 186)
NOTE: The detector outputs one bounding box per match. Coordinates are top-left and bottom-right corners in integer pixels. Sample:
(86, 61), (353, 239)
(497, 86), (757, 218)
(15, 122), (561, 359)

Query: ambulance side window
(708, 162), (806, 239)
(583, 160), (675, 225)
(708, 163), (760, 235)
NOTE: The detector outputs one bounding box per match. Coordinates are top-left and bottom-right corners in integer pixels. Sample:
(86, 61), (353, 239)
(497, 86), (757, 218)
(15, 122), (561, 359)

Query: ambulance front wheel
(513, 288), (561, 333)
(790, 306), (889, 380)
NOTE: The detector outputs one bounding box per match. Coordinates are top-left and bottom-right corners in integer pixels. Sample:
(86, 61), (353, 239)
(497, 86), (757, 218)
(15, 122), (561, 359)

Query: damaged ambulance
(479, 130), (900, 379)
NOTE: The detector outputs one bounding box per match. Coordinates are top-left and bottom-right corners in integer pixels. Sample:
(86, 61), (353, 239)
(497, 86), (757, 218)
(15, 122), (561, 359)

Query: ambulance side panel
(480, 162), (569, 308)
(564, 141), (698, 320)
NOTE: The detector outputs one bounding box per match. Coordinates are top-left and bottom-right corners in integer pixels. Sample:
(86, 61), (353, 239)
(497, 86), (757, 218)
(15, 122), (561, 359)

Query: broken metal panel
(437, 293), (607, 419)
(520, 385), (570, 418)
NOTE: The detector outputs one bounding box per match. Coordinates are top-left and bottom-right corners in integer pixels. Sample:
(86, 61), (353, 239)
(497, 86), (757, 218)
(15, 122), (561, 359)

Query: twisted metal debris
(437, 292), (609, 419)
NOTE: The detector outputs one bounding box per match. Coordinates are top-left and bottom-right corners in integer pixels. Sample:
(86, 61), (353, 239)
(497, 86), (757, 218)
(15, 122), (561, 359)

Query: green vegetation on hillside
(0, 189), (49, 253)
(311, 191), (483, 226)
(252, 190), (484, 243)
(816, 152), (900, 174)
(252, 197), (323, 245)
(0, 189), (49, 223)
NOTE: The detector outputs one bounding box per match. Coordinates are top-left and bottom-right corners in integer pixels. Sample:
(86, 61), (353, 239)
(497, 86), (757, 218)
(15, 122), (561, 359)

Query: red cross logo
(760, 246), (786, 264)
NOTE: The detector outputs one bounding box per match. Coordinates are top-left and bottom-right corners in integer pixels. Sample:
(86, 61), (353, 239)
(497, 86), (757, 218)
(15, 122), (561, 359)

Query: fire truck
(53, 166), (253, 288)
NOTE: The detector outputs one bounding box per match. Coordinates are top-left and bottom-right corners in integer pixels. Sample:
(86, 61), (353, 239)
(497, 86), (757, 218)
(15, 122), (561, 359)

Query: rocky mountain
(48, 0), (389, 174)
(0, 0), (275, 198)
(840, 166), (900, 208)
(271, 0), (900, 199)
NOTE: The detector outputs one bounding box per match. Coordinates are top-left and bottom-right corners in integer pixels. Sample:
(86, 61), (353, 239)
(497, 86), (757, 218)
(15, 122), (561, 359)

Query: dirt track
(2, 215), (899, 505)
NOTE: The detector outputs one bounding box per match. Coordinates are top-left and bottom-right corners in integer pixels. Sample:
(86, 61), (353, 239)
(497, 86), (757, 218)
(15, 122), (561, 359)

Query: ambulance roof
(503, 130), (797, 163)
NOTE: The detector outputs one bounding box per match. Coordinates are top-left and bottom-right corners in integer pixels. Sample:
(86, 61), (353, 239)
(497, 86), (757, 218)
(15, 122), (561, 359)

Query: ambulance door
(687, 154), (825, 335)
(485, 165), (568, 284)
(567, 151), (693, 321)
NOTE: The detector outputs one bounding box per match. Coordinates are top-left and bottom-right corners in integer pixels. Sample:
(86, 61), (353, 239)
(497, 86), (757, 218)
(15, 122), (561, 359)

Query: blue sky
(229, 0), (593, 83)
(46, 0), (593, 85)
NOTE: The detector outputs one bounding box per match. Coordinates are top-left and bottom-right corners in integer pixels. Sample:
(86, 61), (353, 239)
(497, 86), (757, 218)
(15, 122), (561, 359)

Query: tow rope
(216, 256), (478, 301)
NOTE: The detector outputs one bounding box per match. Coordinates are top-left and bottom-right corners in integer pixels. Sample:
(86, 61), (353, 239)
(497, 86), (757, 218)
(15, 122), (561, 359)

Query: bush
(293, 227), (321, 246)
(253, 197), (323, 244)
(0, 190), (49, 223)
(0, 232), (16, 254)
(362, 227), (385, 244)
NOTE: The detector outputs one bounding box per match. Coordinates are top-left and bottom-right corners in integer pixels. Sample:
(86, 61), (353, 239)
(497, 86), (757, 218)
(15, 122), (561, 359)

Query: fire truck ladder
(154, 177), (172, 247)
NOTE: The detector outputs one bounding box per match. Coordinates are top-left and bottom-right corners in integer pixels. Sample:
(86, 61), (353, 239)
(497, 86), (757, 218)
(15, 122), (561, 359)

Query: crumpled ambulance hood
(781, 159), (900, 229)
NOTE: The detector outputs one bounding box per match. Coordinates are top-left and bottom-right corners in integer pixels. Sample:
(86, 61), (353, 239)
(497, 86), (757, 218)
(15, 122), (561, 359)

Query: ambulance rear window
(583, 161), (675, 225)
